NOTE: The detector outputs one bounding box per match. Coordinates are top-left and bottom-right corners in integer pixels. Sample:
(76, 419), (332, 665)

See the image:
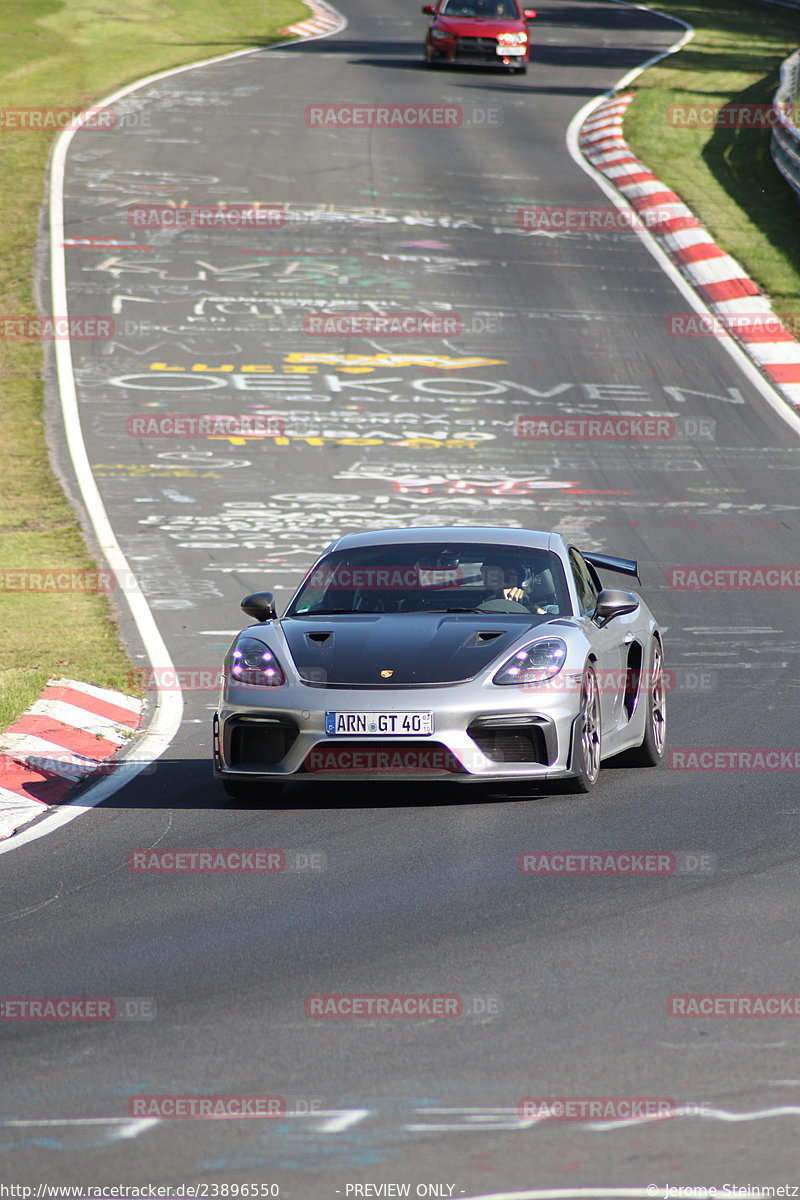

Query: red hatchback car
(422, 0), (536, 73)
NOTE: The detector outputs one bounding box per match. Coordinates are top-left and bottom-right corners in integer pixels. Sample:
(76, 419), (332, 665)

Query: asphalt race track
(3, 0), (800, 1191)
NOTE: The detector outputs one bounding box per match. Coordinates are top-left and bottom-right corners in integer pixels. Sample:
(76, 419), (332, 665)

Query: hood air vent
(465, 630), (507, 647)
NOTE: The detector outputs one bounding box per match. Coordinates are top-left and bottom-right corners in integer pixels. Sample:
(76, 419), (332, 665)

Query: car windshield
(287, 542), (571, 617)
(440, 0), (519, 16)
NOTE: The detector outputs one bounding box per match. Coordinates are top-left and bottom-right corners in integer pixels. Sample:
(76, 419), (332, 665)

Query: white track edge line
(565, 2), (800, 441)
(0, 3), (347, 855)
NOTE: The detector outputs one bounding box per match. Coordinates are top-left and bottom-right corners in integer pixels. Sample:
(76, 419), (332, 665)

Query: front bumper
(429, 36), (529, 64)
(214, 679), (580, 784)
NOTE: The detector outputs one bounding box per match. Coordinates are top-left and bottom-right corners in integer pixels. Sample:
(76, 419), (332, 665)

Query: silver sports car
(213, 527), (666, 797)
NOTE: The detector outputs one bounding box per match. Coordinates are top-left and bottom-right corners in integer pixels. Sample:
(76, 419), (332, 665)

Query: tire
(623, 638), (667, 767)
(563, 665), (602, 793)
(222, 778), (283, 803)
(514, 63), (527, 74)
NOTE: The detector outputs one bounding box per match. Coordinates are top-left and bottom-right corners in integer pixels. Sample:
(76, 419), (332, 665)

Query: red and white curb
(0, 678), (141, 840)
(579, 93), (800, 412)
(282, 0), (343, 39)
(0, 0), (347, 856)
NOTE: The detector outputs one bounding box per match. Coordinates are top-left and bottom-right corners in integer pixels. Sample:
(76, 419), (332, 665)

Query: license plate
(325, 711), (434, 736)
(496, 45), (525, 54)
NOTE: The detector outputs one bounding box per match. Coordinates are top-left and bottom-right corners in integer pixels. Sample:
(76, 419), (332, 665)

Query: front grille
(454, 35), (498, 58)
(468, 718), (552, 765)
(457, 35), (497, 50)
(228, 717), (298, 767)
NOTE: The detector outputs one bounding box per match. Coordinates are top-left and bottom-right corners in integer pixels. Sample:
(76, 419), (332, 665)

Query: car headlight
(230, 636), (286, 687)
(431, 27), (452, 38)
(493, 638), (567, 685)
(497, 31), (527, 43)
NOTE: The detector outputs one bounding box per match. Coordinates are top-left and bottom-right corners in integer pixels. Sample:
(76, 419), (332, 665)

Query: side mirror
(593, 588), (639, 627)
(241, 591), (278, 622)
(523, 8), (537, 16)
(421, 5), (435, 12)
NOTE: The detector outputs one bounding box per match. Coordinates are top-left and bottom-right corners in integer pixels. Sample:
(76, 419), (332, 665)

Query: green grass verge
(0, 0), (307, 730)
(622, 0), (800, 323)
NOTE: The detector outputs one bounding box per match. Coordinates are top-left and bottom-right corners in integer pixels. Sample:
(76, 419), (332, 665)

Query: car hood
(433, 15), (525, 34)
(280, 613), (540, 686)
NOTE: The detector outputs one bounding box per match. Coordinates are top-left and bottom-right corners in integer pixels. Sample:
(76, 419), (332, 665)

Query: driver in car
(480, 560), (557, 614)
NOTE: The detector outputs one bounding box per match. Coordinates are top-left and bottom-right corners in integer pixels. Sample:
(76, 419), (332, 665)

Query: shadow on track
(66, 756), (588, 813)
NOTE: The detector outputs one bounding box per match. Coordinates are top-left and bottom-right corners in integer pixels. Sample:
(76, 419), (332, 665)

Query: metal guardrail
(771, 48), (800, 199)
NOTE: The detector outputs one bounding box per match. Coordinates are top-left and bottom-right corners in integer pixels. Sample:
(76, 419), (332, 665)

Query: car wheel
(513, 63), (527, 73)
(222, 778), (283, 803)
(624, 638), (667, 767)
(564, 665), (602, 793)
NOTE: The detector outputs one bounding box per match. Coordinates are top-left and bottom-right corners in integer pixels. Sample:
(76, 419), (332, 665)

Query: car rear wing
(583, 552), (640, 584)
